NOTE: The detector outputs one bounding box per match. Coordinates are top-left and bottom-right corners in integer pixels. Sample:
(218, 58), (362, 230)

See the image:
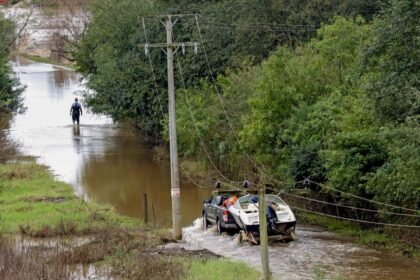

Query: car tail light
(223, 210), (229, 222)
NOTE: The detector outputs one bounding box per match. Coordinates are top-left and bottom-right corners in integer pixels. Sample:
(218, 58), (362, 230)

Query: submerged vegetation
(0, 160), (260, 279)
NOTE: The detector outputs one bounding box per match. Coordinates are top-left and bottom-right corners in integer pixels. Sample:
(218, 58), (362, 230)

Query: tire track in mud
(180, 219), (420, 280)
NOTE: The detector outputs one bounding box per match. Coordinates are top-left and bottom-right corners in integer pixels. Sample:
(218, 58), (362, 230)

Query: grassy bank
(0, 161), (260, 279)
(297, 212), (420, 258)
(0, 162), (140, 234)
(15, 53), (76, 70)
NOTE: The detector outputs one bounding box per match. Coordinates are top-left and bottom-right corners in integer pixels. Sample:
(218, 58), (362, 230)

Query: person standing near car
(70, 98), (83, 125)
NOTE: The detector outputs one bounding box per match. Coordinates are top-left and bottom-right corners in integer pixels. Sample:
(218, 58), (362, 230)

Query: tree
(363, 0), (420, 122)
(0, 14), (24, 114)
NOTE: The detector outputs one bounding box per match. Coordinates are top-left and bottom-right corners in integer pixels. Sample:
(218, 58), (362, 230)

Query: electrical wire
(141, 16), (420, 229)
(194, 15), (299, 188)
(289, 205), (420, 229)
(175, 52), (252, 187)
(194, 15), (420, 215)
(173, 20), (420, 218)
(175, 54), (420, 219)
(279, 191), (420, 218)
(219, 184), (420, 228)
(308, 179), (420, 213)
(141, 17), (165, 117)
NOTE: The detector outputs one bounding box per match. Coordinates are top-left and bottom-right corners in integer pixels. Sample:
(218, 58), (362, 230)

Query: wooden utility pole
(259, 184), (271, 279)
(166, 15), (182, 240)
(140, 15), (198, 240)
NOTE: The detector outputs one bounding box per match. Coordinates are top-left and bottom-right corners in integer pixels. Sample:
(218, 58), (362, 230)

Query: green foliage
(363, 0), (420, 122)
(0, 14), (24, 114)
(0, 161), (143, 234)
(75, 0), (166, 137)
(177, 14), (419, 222)
(75, 0), (380, 137)
(75, 0), (419, 223)
(242, 17), (371, 176)
(366, 125), (420, 210)
(175, 64), (258, 176)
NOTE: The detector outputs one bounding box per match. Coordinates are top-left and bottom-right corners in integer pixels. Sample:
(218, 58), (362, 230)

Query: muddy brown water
(8, 57), (420, 279)
(8, 57), (212, 227)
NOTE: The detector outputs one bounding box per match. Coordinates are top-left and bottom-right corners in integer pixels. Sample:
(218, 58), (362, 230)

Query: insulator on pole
(242, 180), (249, 188)
(144, 44), (149, 56)
(194, 42), (198, 54)
(182, 43), (185, 55)
(215, 180), (222, 189)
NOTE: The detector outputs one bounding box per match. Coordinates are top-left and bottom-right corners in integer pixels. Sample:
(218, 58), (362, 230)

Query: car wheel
(216, 218), (224, 234)
(202, 214), (209, 230)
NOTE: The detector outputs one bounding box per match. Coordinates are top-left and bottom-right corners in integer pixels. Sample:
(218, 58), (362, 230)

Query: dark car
(202, 190), (243, 234)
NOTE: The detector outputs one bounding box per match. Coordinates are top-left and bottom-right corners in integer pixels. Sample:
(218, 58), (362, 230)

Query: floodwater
(7, 57), (420, 279)
(182, 220), (420, 279)
(8, 57), (211, 226)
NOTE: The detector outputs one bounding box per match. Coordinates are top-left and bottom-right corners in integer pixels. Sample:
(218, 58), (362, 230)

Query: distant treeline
(75, 0), (419, 222)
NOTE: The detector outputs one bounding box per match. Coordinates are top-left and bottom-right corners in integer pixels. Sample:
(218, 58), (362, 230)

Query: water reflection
(9, 57), (211, 226)
(80, 131), (210, 226)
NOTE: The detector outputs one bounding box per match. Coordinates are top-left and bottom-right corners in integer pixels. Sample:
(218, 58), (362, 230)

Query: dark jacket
(70, 102), (82, 115)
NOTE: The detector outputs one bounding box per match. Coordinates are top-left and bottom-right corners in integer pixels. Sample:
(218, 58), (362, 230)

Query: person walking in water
(70, 98), (83, 125)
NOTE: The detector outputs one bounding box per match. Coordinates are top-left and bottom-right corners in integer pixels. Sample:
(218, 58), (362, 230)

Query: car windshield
(238, 195), (251, 204)
(266, 194), (288, 206)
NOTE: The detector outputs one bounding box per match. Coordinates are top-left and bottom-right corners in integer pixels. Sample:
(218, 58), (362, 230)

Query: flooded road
(182, 220), (420, 279)
(7, 57), (420, 279)
(9, 57), (211, 226)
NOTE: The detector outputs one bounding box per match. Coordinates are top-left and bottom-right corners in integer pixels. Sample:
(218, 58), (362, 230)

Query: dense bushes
(75, 0), (418, 218)
(176, 14), (419, 216)
(76, 0), (381, 137)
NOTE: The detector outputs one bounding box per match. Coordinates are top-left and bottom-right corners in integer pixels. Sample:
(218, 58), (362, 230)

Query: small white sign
(171, 189), (180, 197)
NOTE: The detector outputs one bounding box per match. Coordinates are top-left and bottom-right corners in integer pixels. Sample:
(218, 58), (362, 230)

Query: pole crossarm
(138, 42), (197, 48)
(140, 13), (198, 19)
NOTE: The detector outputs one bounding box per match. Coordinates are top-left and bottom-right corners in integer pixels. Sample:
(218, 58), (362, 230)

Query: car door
(208, 195), (221, 223)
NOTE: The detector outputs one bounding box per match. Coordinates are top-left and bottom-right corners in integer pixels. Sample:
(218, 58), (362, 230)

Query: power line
(141, 17), (165, 117)
(175, 52), (254, 187)
(290, 205), (420, 229)
(143, 16), (420, 229)
(279, 191), (420, 218)
(175, 46), (420, 219)
(200, 23), (319, 32)
(224, 184), (420, 229)
(308, 179), (420, 213)
(194, 15), (420, 216)
(193, 15), (329, 190)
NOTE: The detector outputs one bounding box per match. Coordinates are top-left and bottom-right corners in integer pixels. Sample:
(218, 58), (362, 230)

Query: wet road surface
(181, 219), (420, 279)
(8, 57), (420, 279)
(9, 57), (211, 226)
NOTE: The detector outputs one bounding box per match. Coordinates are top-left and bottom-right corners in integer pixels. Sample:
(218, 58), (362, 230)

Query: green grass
(0, 161), (261, 278)
(185, 259), (260, 280)
(17, 54), (76, 70)
(0, 161), (142, 234)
